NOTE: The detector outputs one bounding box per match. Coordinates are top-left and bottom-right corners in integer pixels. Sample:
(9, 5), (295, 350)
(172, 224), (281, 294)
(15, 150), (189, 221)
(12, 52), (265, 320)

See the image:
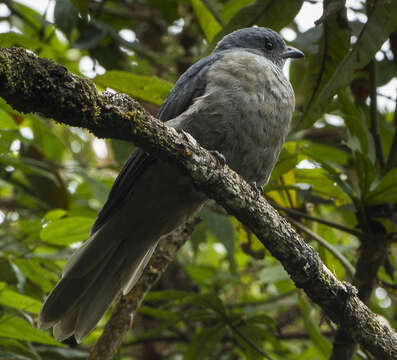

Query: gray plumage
(38, 27), (303, 343)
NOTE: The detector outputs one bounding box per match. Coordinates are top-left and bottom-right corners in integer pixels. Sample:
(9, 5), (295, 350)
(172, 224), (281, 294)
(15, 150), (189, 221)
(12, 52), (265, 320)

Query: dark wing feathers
(90, 149), (152, 234)
(90, 54), (221, 233)
(157, 54), (220, 121)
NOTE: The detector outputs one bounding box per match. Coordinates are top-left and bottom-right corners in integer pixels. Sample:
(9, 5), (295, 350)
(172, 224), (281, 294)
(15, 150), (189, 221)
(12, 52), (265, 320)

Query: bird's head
(214, 27), (304, 68)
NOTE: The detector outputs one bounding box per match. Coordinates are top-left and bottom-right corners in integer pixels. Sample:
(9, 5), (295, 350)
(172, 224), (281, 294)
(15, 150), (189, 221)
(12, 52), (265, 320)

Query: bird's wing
(90, 54), (221, 234)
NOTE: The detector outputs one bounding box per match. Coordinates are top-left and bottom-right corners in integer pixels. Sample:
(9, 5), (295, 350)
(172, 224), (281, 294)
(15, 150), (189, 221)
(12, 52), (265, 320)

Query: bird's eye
(265, 40), (273, 51)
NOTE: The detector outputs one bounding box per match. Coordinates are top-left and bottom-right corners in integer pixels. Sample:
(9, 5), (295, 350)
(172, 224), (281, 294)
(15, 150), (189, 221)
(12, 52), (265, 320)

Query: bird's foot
(249, 181), (263, 199)
(209, 150), (227, 166)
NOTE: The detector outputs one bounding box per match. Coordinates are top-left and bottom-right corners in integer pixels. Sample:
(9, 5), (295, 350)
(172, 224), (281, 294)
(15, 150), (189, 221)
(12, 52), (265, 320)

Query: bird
(38, 27), (304, 343)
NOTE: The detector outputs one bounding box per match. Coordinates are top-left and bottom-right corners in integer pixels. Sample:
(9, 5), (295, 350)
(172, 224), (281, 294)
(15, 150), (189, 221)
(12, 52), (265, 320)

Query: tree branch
(1, 47), (397, 359)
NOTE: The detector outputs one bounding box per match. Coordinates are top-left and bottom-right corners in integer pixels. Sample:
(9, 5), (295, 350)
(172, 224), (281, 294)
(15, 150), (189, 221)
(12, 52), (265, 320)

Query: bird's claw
(249, 181), (263, 199)
(209, 150), (227, 166)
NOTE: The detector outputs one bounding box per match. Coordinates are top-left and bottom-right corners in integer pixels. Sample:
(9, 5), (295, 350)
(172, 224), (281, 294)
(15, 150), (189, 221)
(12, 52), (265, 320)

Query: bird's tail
(37, 226), (158, 343)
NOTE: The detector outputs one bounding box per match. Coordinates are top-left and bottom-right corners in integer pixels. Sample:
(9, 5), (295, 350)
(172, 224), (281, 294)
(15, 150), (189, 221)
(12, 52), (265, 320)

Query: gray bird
(38, 27), (303, 342)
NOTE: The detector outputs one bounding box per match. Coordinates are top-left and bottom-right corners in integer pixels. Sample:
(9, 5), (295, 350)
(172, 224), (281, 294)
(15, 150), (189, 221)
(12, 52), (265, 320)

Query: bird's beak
(281, 46), (304, 59)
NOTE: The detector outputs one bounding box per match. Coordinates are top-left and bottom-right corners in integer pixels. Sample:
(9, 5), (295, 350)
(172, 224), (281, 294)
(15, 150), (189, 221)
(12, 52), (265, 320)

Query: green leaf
(0, 32), (38, 48)
(186, 264), (216, 286)
(94, 71), (173, 105)
(268, 144), (299, 182)
(191, 0), (222, 42)
(295, 168), (352, 205)
(0, 155), (60, 186)
(376, 58), (397, 86)
(29, 116), (66, 162)
(184, 322), (226, 360)
(297, 0), (397, 129)
(12, 258), (59, 292)
(74, 169), (108, 204)
(110, 139), (134, 165)
(200, 208), (236, 268)
(54, 0), (79, 38)
(40, 216), (93, 245)
(221, 0), (255, 23)
(302, 142), (350, 166)
(0, 315), (63, 346)
(258, 265), (290, 284)
(10, 3), (43, 36)
(44, 208), (68, 221)
(0, 283), (41, 314)
(0, 109), (18, 130)
(366, 168), (397, 204)
(182, 293), (227, 316)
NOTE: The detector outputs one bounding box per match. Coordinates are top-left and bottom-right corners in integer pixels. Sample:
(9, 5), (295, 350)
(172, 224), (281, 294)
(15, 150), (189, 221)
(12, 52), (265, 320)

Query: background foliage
(0, 0), (396, 359)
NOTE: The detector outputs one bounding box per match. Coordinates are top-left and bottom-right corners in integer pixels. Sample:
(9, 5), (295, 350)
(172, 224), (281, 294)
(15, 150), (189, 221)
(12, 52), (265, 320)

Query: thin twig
(227, 320), (273, 360)
(226, 289), (297, 309)
(271, 202), (364, 239)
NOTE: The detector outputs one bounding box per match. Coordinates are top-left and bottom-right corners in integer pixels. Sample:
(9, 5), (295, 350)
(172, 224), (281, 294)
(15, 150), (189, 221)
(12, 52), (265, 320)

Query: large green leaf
(0, 283), (41, 314)
(0, 315), (63, 346)
(94, 71), (173, 105)
(0, 109), (18, 130)
(28, 116), (66, 163)
(295, 168), (352, 205)
(297, 0), (397, 129)
(366, 168), (397, 205)
(40, 216), (93, 245)
(12, 258), (59, 292)
(302, 142), (350, 167)
(0, 155), (59, 185)
(268, 143), (299, 183)
(191, 0), (222, 42)
(221, 0), (255, 23)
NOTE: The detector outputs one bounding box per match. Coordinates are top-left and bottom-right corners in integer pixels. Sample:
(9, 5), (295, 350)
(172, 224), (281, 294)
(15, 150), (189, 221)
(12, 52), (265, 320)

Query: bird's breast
(196, 51), (295, 185)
